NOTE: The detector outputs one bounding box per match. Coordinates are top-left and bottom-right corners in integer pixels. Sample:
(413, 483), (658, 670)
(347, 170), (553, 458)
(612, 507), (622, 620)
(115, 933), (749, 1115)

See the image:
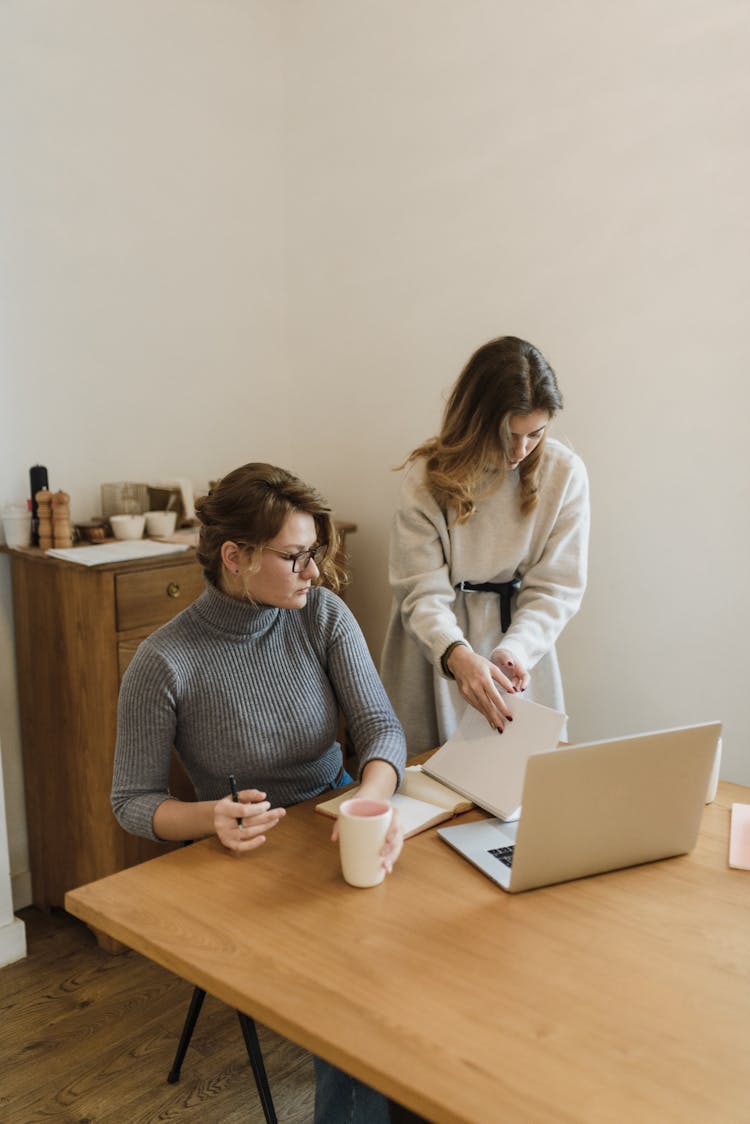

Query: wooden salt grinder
(36, 490), (53, 550)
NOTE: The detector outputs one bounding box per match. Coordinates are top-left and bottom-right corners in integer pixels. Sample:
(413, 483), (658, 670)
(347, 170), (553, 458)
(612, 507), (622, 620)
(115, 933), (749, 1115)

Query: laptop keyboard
(488, 845), (515, 868)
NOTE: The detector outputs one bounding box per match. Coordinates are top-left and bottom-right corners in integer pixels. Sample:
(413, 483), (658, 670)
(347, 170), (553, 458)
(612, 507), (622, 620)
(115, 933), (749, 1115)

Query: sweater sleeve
(387, 464), (468, 672)
(111, 641), (180, 842)
(493, 454), (590, 670)
(314, 592), (406, 785)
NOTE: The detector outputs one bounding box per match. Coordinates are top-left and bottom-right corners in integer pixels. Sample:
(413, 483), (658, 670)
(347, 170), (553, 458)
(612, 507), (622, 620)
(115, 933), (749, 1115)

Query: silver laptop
(438, 721), (721, 893)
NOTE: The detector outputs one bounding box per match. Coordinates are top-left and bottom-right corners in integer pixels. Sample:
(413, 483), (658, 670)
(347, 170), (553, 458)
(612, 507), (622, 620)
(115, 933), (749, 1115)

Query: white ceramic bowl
(109, 514), (146, 540)
(144, 510), (177, 537)
(2, 508), (32, 548)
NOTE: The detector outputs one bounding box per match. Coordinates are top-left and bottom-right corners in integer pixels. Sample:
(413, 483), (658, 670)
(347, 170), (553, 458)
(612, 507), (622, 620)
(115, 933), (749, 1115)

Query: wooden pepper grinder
(51, 490), (73, 548)
(36, 490), (53, 550)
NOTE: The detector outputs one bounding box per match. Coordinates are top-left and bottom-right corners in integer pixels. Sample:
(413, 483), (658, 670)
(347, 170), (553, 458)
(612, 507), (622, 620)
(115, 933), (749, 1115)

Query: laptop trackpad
(440, 817), (518, 852)
(438, 818), (519, 887)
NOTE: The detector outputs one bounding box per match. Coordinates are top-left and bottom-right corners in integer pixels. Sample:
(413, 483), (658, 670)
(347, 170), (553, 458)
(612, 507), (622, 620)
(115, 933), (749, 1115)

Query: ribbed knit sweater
(112, 582), (406, 841)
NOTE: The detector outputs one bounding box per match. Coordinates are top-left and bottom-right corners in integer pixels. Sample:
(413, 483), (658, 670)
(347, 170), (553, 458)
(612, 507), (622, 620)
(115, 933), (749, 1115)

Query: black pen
(228, 774), (243, 828)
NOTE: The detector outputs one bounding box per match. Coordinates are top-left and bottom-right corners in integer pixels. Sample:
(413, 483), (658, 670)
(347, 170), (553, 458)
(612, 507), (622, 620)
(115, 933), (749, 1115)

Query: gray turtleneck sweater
(112, 582), (406, 841)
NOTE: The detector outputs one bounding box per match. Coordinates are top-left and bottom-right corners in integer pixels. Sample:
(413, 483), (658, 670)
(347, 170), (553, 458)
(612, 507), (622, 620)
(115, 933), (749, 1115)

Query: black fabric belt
(457, 579), (520, 633)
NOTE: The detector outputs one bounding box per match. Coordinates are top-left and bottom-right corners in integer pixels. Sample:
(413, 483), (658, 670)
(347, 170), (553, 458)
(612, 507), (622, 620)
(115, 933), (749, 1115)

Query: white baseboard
(0, 916), (27, 966)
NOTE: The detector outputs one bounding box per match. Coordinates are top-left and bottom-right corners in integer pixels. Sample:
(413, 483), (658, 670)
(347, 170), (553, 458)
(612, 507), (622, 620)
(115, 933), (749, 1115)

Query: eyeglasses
(263, 544), (328, 573)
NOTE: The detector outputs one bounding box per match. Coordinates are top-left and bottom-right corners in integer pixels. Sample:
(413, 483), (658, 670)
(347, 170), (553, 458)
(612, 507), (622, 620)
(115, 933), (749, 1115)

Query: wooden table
(65, 781), (750, 1124)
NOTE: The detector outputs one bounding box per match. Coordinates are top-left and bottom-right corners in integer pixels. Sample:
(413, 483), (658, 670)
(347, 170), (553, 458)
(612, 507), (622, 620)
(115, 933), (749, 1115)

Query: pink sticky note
(728, 804), (750, 870)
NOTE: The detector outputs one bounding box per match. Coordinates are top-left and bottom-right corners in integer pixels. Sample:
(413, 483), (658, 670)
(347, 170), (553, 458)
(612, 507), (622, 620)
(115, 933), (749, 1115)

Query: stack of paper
(422, 695), (567, 821)
(46, 541), (190, 566)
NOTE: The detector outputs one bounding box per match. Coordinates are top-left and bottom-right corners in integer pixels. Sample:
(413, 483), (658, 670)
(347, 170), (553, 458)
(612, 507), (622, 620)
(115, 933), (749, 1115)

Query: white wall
(283, 0), (750, 779)
(1, 0), (748, 912)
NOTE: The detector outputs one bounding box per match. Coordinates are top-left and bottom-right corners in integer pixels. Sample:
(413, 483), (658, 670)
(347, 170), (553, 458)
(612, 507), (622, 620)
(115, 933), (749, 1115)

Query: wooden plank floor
(0, 907), (315, 1123)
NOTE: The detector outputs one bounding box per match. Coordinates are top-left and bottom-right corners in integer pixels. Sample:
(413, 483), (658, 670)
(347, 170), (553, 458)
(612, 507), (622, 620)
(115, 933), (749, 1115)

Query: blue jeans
(313, 1056), (391, 1123)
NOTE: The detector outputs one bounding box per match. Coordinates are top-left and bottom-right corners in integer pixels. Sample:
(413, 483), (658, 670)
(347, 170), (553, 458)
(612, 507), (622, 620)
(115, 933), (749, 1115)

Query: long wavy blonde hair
(405, 336), (563, 523)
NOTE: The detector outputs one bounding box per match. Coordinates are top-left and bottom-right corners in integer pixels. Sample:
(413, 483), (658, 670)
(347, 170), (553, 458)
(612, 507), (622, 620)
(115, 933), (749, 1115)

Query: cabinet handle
(166, 582), (181, 599)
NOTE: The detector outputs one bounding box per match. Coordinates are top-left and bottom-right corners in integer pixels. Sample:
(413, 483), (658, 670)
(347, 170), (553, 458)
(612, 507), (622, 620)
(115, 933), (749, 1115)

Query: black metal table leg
(237, 1010), (278, 1124)
(167, 985), (207, 1084)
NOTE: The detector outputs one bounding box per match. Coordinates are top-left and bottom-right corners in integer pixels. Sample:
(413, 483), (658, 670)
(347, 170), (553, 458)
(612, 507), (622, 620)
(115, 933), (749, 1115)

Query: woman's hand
(330, 760), (404, 874)
(330, 803), (404, 875)
(378, 804), (404, 874)
(446, 645), (515, 731)
(491, 649), (530, 692)
(215, 787), (286, 853)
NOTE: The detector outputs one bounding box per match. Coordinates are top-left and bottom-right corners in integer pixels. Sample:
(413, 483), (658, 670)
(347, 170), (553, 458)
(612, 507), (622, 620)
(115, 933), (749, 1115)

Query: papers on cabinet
(46, 541), (190, 566)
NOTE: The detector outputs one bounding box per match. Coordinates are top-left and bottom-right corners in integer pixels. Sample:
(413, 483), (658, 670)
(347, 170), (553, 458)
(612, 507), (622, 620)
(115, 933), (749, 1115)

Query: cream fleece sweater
(380, 438), (589, 753)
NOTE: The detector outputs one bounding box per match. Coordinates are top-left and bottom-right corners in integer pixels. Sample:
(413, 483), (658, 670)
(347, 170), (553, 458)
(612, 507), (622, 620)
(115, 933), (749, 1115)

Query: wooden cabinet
(10, 524), (356, 910)
(11, 549), (205, 909)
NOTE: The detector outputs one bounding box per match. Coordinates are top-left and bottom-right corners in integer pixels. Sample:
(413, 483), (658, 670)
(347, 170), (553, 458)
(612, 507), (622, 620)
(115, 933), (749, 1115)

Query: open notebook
(315, 765), (472, 839)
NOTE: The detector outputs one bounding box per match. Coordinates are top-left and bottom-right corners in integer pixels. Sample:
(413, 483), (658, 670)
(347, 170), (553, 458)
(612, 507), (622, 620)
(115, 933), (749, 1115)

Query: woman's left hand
(491, 649), (530, 692)
(330, 803), (404, 875)
(379, 804), (403, 874)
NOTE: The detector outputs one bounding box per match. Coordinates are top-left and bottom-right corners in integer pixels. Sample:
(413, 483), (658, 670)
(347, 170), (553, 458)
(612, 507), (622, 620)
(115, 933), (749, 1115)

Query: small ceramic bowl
(144, 510), (177, 537)
(76, 522), (108, 544)
(109, 514), (146, 540)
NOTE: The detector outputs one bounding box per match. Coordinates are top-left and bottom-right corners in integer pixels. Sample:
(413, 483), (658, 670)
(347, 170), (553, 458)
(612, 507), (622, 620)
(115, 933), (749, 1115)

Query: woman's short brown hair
(195, 463), (345, 592)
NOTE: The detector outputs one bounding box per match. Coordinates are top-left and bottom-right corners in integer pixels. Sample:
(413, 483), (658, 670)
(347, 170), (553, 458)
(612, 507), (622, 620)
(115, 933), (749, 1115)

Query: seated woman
(112, 461), (406, 1124)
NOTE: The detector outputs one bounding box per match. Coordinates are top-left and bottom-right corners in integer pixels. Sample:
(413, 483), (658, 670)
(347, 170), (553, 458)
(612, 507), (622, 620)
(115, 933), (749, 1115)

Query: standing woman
(380, 335), (590, 755)
(112, 462), (406, 1123)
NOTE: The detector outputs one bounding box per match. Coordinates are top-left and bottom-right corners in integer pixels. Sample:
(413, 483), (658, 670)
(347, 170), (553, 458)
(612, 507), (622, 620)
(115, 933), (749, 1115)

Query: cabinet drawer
(115, 563), (204, 631)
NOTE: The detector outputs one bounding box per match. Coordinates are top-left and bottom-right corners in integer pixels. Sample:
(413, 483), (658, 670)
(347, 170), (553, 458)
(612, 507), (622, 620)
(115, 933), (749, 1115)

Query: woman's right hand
(446, 645), (515, 732)
(214, 788), (286, 853)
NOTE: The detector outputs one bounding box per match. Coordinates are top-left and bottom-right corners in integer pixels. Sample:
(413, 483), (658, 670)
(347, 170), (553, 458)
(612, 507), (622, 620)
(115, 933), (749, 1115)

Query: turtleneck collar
(193, 581), (281, 640)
